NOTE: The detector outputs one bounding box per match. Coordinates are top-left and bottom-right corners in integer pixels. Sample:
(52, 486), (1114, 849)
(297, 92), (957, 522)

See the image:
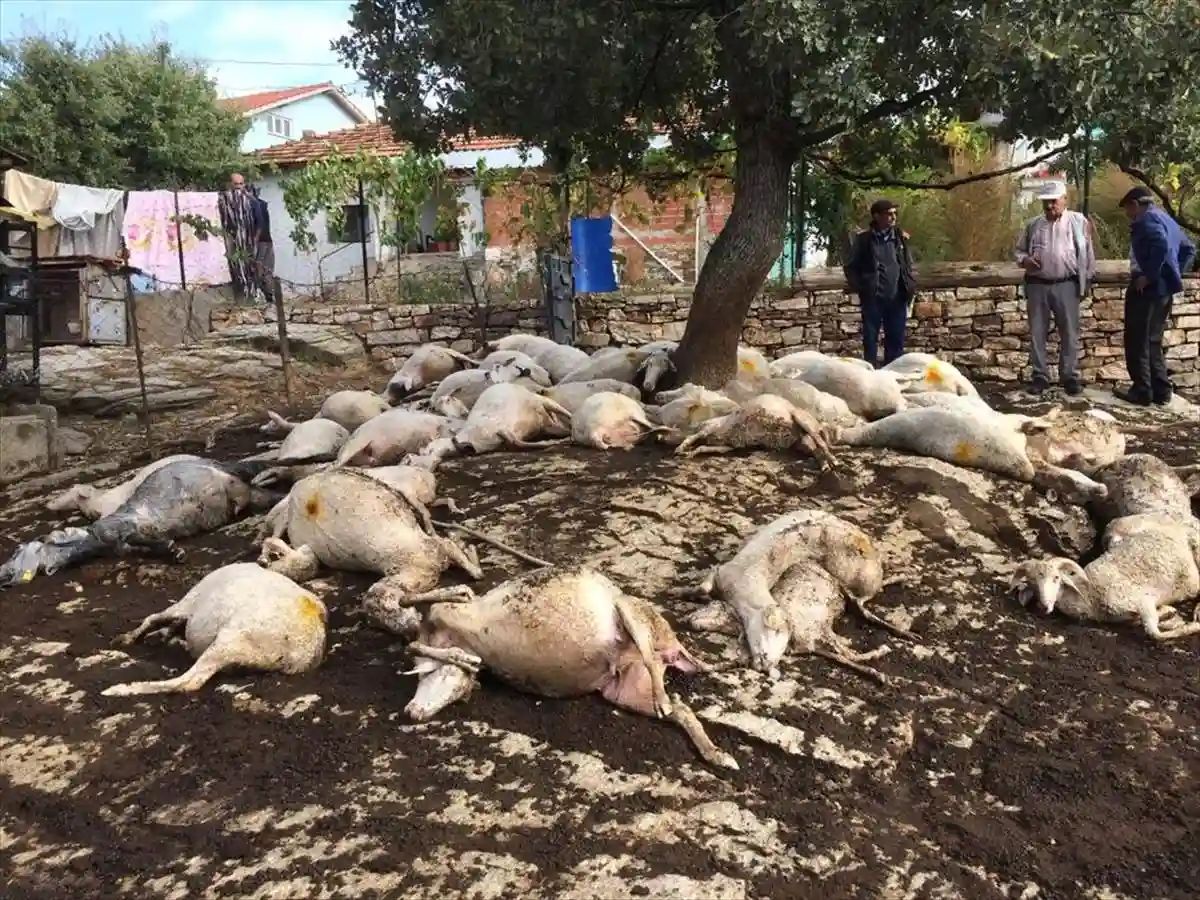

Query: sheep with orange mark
(101, 563), (328, 697)
(882, 352), (981, 398)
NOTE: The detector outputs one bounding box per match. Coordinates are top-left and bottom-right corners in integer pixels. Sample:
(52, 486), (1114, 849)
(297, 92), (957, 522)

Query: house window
(266, 114), (293, 138)
(327, 204), (365, 244)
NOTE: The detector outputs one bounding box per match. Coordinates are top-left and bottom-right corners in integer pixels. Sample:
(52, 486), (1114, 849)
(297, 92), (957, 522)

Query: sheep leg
(436, 536), (485, 580)
(811, 647), (890, 684)
(790, 410), (838, 469)
(432, 520), (552, 569)
(405, 585), (478, 604)
(122, 535), (185, 562)
(393, 484), (436, 535)
(664, 693), (740, 771)
(407, 641), (483, 673)
(688, 444), (737, 457)
(665, 566), (717, 602)
(101, 635), (251, 697)
(114, 608), (189, 647)
(497, 428), (570, 450)
(674, 421), (725, 455)
(850, 596), (920, 642)
(1146, 617), (1200, 641)
(614, 597), (673, 718)
(431, 497), (461, 514)
(259, 538), (320, 582)
(685, 600), (741, 636)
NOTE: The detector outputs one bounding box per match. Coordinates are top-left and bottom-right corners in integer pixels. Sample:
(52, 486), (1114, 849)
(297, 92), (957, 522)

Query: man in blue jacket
(1117, 186), (1197, 406)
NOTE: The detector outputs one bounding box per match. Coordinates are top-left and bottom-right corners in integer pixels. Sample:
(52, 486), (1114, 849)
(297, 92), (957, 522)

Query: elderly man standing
(1116, 186), (1197, 406)
(1014, 181), (1096, 395)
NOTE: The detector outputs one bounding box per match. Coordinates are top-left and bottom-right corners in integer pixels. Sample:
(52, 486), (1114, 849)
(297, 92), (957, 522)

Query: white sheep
(675, 393), (838, 469)
(559, 347), (665, 386)
(645, 384), (742, 441)
(485, 334), (560, 357)
(532, 342), (590, 383)
(720, 376), (863, 430)
(336, 408), (459, 467)
(1021, 406), (1126, 476)
(101, 563), (327, 697)
(423, 382), (573, 460)
(1092, 453), (1196, 523)
(769, 350), (874, 378)
(262, 390), (392, 434)
(476, 350), (553, 387)
(428, 362), (537, 419)
(544, 379), (642, 415)
(782, 357), (907, 420)
(899, 391), (995, 413)
(1010, 513), (1200, 641)
(882, 352), (980, 397)
(384, 345), (477, 402)
(46, 454), (203, 520)
(571, 392), (666, 450)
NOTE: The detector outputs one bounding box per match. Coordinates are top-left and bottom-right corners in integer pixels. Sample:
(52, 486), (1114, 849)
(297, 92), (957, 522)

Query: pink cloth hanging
(122, 190), (229, 286)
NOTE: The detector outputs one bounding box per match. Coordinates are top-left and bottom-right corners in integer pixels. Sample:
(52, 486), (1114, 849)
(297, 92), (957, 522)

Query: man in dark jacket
(843, 198), (917, 366)
(1116, 186), (1197, 406)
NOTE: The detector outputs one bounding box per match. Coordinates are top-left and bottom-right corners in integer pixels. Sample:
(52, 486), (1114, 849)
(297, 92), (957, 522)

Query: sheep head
(1009, 558), (1087, 615)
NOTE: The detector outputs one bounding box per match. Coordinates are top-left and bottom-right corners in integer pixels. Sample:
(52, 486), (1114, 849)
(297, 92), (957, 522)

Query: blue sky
(0, 0), (376, 116)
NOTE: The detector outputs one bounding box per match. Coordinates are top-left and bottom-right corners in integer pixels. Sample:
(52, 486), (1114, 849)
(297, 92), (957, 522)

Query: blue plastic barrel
(570, 215), (618, 293)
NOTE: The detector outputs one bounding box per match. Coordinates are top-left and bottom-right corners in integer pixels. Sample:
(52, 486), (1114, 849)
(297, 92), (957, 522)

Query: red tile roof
(250, 122), (523, 165)
(220, 82), (338, 115)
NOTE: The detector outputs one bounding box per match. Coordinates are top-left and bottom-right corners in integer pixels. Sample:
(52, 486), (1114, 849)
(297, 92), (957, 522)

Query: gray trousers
(1026, 279), (1081, 384)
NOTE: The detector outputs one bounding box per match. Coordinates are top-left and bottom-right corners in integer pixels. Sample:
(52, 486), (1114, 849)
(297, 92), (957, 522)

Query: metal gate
(539, 251), (575, 345)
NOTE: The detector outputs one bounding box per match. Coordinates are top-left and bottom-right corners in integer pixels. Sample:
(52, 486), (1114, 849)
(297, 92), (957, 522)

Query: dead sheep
(544, 379), (642, 415)
(428, 362), (539, 419)
(423, 382), (573, 461)
(687, 560), (893, 683)
(532, 342), (591, 383)
(882, 352), (980, 398)
(1092, 453), (1196, 523)
(780, 357), (907, 420)
(335, 408), (459, 467)
(250, 418), (353, 488)
(720, 376), (862, 430)
(46, 453), (203, 520)
(373, 565), (738, 770)
(1020, 406), (1126, 476)
(899, 391), (995, 414)
(645, 384), (742, 442)
(1010, 513), (1200, 641)
(476, 350), (553, 387)
(559, 346), (671, 388)
(385, 345), (477, 403)
(261, 390), (392, 436)
(571, 391), (667, 450)
(260, 468), (481, 592)
(101, 563), (327, 697)
(485, 334), (561, 357)
(677, 509), (908, 675)
(769, 350), (874, 378)
(837, 406), (1036, 481)
(674, 393), (838, 469)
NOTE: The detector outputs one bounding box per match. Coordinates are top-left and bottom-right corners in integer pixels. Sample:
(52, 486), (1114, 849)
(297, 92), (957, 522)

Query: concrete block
(5, 402), (62, 467)
(0, 415), (51, 485)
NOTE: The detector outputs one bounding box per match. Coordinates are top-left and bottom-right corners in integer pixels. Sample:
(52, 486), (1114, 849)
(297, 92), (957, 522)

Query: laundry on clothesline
(122, 190), (229, 287)
(52, 184), (126, 259)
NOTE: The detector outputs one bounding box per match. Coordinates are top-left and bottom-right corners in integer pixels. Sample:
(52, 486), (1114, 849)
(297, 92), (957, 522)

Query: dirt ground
(2, 386), (1199, 900)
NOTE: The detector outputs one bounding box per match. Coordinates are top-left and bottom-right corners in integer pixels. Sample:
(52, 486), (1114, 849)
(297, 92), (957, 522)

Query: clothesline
(1, 168), (266, 299)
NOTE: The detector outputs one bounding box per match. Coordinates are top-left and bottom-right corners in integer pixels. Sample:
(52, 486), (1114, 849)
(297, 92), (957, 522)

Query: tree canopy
(337, 0), (1200, 385)
(0, 34), (250, 190)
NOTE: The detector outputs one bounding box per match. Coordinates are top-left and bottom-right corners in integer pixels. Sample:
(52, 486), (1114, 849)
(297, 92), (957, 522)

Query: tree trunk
(671, 127), (796, 387)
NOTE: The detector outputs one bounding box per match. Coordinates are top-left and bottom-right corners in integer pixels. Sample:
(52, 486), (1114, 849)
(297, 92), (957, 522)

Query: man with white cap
(1014, 180), (1096, 395)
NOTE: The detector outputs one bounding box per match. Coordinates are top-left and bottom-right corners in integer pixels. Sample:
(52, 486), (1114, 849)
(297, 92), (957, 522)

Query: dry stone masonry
(211, 260), (1200, 388)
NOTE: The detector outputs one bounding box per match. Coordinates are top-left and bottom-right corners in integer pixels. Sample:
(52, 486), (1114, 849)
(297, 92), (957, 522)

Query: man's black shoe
(1064, 380), (1083, 396)
(1153, 393), (1173, 406)
(1113, 387), (1152, 406)
(1028, 379), (1048, 396)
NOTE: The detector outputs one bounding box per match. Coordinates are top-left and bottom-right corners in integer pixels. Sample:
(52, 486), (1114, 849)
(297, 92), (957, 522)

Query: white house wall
(241, 94), (365, 153)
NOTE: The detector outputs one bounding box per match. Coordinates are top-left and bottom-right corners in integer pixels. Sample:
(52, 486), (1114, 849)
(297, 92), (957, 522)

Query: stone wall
(210, 260), (1200, 387)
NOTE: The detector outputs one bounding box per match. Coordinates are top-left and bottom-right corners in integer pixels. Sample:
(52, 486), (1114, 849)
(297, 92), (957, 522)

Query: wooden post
(272, 275), (293, 409)
(171, 191), (188, 290)
(123, 273), (153, 444)
(357, 178), (370, 305)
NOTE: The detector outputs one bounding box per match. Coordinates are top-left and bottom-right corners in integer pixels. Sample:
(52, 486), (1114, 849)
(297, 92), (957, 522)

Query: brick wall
(210, 260), (1200, 388)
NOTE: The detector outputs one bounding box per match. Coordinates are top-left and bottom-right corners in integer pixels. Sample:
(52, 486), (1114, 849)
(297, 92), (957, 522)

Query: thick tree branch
(1118, 164), (1200, 236)
(797, 85), (950, 149)
(811, 146), (1062, 191)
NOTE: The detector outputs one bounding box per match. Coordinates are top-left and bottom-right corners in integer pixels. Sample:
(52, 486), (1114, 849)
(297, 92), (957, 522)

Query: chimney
(302, 129), (316, 138)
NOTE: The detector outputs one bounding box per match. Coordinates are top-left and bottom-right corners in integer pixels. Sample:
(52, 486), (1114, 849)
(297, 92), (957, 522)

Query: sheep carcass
(769, 351), (873, 378)
(645, 384), (741, 443)
(385, 345), (477, 402)
(720, 376), (862, 430)
(335, 408), (458, 467)
(780, 357), (907, 420)
(679, 509), (907, 674)
(544, 379), (642, 415)
(1092, 453), (1194, 523)
(571, 392), (666, 450)
(422, 383), (572, 461)
(1021, 406), (1126, 476)
(101, 563), (327, 697)
(532, 342), (591, 383)
(428, 362), (537, 418)
(377, 565), (737, 770)
(1, 459), (277, 587)
(485, 334), (561, 357)
(46, 453), (203, 520)
(559, 347), (671, 388)
(263, 390), (391, 435)
(688, 560), (892, 683)
(476, 350), (553, 387)
(260, 468), (481, 598)
(674, 393), (838, 469)
(251, 418), (352, 488)
(882, 352), (981, 398)
(1010, 513), (1200, 641)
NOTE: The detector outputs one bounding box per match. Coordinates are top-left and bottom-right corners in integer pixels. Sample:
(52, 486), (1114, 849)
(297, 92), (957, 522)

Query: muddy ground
(2, 387), (1199, 900)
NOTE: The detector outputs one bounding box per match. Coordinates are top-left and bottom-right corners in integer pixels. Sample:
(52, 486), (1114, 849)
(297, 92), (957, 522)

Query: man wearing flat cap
(1116, 186), (1196, 406)
(1014, 180), (1096, 396)
(843, 198), (916, 366)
